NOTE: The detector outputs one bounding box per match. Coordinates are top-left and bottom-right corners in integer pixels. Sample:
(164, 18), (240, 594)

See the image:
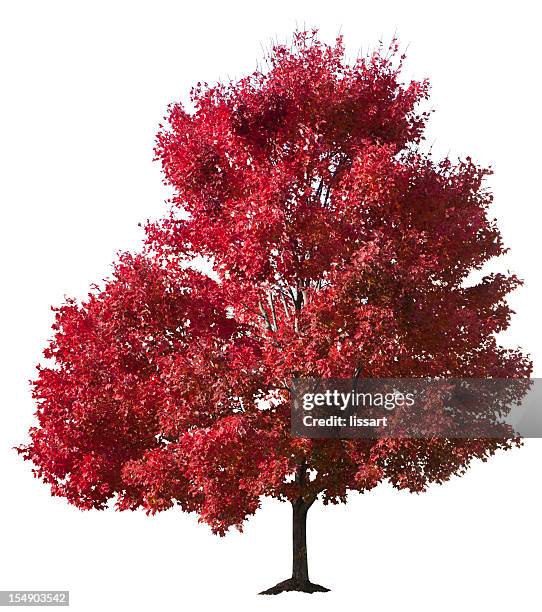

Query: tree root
(259, 577), (330, 595)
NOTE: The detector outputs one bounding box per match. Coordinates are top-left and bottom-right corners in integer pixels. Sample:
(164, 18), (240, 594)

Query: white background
(1, 1), (541, 611)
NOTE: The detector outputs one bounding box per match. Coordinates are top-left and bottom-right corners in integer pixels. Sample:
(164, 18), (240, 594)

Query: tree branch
(268, 291), (278, 331)
(258, 298), (273, 331)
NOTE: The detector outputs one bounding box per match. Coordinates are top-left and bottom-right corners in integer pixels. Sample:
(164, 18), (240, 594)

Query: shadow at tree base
(259, 578), (330, 595)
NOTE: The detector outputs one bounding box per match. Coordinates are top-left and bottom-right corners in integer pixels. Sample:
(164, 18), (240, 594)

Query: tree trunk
(259, 497), (330, 595)
(292, 498), (309, 582)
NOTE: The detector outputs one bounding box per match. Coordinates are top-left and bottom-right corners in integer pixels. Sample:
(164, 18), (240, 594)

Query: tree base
(259, 577), (330, 595)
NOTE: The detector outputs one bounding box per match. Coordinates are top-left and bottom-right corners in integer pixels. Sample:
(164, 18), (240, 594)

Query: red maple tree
(20, 31), (531, 594)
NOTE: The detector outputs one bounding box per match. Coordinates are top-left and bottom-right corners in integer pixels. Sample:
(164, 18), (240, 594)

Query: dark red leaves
(19, 31), (531, 533)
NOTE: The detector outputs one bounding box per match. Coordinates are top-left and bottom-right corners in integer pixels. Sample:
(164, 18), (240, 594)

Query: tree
(19, 31), (531, 594)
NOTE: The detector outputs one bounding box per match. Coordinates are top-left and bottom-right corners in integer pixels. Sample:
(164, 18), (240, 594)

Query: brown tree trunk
(292, 497), (310, 582)
(259, 496), (330, 595)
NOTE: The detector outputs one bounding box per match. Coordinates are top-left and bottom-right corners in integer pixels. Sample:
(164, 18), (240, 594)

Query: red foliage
(20, 31), (531, 535)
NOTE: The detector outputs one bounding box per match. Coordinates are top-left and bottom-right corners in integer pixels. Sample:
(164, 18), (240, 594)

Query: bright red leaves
(20, 31), (531, 534)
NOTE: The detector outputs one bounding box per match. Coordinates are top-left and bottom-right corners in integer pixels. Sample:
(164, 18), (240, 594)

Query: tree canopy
(20, 31), (531, 538)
